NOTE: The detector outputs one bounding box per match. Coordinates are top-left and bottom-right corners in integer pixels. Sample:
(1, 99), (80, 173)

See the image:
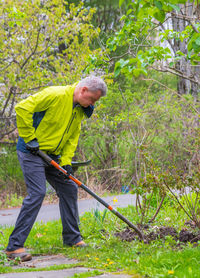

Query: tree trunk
(171, 2), (200, 95)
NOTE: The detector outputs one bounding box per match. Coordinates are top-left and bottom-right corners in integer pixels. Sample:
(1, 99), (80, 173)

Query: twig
(21, 26), (41, 69)
(142, 77), (199, 114)
(152, 66), (200, 85)
(148, 194), (166, 223)
(164, 182), (194, 221)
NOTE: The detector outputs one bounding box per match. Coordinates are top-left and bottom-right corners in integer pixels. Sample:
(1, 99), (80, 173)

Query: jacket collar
(81, 105), (94, 118)
(73, 103), (94, 118)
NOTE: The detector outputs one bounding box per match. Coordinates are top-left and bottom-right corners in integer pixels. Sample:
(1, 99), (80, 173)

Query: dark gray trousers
(6, 151), (82, 251)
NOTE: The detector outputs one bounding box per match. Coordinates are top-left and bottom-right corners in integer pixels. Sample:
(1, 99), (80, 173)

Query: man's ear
(81, 87), (88, 95)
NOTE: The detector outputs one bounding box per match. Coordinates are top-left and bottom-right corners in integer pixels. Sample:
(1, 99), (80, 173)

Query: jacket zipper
(54, 112), (76, 152)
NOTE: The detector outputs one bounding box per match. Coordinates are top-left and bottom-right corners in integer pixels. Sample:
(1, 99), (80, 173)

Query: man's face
(78, 87), (102, 107)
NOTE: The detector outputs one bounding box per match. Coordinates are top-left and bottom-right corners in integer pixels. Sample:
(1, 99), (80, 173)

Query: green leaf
(154, 0), (163, 10)
(120, 15), (126, 21)
(187, 33), (200, 51)
(121, 59), (130, 67)
(127, 9), (132, 15)
(129, 58), (137, 64)
(168, 3), (180, 12)
(176, 50), (184, 56)
(187, 50), (192, 59)
(114, 59), (130, 77)
(195, 35), (200, 45)
(192, 42), (200, 52)
(119, 0), (125, 8)
(143, 2), (151, 9)
(153, 10), (165, 23)
(132, 68), (147, 77)
(114, 65), (122, 77)
(190, 53), (200, 65)
(176, 0), (187, 4)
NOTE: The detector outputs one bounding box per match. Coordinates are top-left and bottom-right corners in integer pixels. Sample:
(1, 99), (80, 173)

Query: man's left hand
(26, 138), (39, 155)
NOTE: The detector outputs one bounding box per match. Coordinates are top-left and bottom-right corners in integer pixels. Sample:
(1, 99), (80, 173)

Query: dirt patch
(115, 223), (200, 245)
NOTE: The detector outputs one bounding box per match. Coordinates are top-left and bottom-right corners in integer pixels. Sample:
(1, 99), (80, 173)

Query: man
(5, 76), (107, 262)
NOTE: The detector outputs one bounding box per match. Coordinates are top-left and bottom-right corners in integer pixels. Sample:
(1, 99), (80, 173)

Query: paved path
(0, 270), (131, 278)
(0, 194), (136, 226)
(0, 254), (132, 277)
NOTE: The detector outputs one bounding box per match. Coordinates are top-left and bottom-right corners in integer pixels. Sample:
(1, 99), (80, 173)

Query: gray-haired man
(6, 76), (107, 261)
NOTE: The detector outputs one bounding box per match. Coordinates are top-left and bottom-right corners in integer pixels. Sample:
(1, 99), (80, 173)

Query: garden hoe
(38, 150), (144, 241)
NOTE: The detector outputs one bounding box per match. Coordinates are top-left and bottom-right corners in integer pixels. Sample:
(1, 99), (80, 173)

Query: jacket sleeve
(15, 88), (56, 143)
(60, 122), (81, 166)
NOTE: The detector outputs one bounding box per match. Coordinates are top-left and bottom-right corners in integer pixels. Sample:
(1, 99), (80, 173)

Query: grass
(0, 191), (59, 209)
(0, 193), (24, 209)
(71, 270), (103, 278)
(0, 204), (200, 277)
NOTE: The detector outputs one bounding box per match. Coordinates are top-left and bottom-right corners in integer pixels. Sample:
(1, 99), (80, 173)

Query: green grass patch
(71, 270), (103, 278)
(0, 193), (24, 209)
(138, 247), (200, 278)
(0, 263), (80, 274)
(0, 205), (200, 277)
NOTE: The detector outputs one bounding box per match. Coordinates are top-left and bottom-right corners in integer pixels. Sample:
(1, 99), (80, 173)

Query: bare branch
(0, 90), (12, 116)
(169, 11), (199, 33)
(164, 182), (194, 221)
(148, 194), (166, 223)
(9, 87), (17, 117)
(20, 26), (41, 69)
(150, 65), (200, 85)
(142, 77), (199, 114)
(0, 127), (17, 141)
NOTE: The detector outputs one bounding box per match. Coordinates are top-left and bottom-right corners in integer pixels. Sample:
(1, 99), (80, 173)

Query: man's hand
(26, 138), (39, 155)
(63, 165), (74, 176)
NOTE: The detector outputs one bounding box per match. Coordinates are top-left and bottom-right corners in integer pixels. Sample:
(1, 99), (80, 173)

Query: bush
(0, 145), (25, 195)
(78, 73), (199, 190)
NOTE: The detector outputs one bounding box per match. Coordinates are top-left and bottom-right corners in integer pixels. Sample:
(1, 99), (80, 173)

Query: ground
(115, 220), (200, 245)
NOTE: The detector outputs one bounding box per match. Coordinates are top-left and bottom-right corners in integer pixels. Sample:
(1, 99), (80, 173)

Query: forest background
(0, 0), (199, 227)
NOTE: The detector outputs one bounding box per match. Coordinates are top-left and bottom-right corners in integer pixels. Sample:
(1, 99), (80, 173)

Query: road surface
(0, 193), (136, 226)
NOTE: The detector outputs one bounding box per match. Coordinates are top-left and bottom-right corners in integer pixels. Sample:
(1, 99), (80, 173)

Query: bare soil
(115, 221), (200, 245)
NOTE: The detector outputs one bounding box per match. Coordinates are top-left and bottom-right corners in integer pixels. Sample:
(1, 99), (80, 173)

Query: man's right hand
(63, 165), (74, 176)
(26, 138), (39, 155)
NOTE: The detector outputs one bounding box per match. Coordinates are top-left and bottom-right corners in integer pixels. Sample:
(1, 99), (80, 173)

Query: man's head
(74, 76), (107, 107)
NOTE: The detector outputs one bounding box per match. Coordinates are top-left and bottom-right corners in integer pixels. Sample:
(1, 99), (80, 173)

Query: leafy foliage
(78, 71), (199, 224)
(0, 0), (99, 141)
(105, 0), (200, 95)
(0, 0), (98, 89)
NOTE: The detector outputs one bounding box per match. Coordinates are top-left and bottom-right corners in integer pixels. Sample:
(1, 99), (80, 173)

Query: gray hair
(77, 76), (107, 96)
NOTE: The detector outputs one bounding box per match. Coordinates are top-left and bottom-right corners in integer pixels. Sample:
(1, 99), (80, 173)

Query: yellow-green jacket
(15, 83), (85, 166)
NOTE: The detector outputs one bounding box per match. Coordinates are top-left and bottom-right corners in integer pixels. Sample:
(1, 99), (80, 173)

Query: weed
(0, 246), (20, 270)
(92, 205), (108, 229)
(2, 193), (24, 209)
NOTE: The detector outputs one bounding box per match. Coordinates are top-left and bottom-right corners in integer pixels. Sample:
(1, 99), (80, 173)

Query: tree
(107, 0), (200, 96)
(0, 0), (98, 142)
(67, 0), (125, 33)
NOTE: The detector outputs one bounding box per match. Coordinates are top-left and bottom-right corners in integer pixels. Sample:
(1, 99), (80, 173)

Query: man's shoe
(74, 241), (88, 248)
(6, 248), (32, 262)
